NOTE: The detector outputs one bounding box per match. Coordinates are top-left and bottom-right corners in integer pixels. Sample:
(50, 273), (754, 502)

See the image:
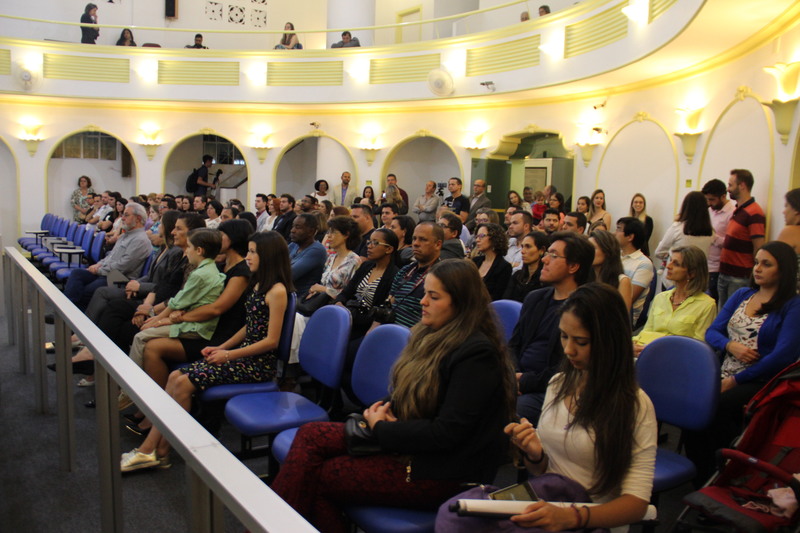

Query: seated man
(616, 217), (654, 327)
(330, 30), (360, 48)
(508, 232), (594, 424)
(379, 203), (399, 229)
(64, 203), (153, 311)
(288, 213), (328, 300)
(562, 211), (587, 234)
(376, 222), (443, 329)
(437, 211), (466, 260)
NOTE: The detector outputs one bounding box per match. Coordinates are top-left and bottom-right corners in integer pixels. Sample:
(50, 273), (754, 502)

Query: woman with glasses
(335, 228), (400, 340)
(471, 223), (512, 301)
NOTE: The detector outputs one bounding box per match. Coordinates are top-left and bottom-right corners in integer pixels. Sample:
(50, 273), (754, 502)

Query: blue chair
(28, 217), (68, 255)
(636, 336), (719, 495)
(40, 224), (86, 268)
(199, 292), (297, 403)
(271, 323), (411, 463)
(224, 305), (351, 458)
(33, 221), (78, 261)
(491, 299), (522, 344)
(47, 226), (94, 274)
(55, 231), (106, 282)
(19, 213), (55, 248)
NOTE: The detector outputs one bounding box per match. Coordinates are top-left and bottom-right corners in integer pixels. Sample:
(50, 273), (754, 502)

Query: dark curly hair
(476, 223), (509, 256)
(327, 215), (361, 252)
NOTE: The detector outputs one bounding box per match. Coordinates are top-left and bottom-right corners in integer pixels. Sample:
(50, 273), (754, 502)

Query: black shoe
(123, 413), (145, 425)
(46, 360), (95, 375)
(124, 422), (151, 437)
(44, 314), (55, 325)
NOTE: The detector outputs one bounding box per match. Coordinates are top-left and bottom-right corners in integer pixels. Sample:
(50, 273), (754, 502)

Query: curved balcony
(0, 0), (797, 106)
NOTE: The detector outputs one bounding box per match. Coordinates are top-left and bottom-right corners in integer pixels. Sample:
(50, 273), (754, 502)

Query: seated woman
(272, 259), (516, 533)
(121, 231), (292, 472)
(125, 220), (251, 430)
(499, 282), (657, 531)
(298, 215), (361, 316)
(334, 228), (399, 340)
(104, 198), (128, 247)
(274, 22), (301, 49)
(472, 223), (512, 301)
(589, 230), (632, 311)
(503, 231), (548, 302)
(389, 215), (415, 267)
(687, 241), (800, 484)
(633, 245), (716, 354)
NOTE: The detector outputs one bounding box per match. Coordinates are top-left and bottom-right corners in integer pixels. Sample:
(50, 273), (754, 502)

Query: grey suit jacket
(465, 194), (492, 231)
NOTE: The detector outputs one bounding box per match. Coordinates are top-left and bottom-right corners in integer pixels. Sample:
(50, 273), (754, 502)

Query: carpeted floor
(0, 310), (698, 533)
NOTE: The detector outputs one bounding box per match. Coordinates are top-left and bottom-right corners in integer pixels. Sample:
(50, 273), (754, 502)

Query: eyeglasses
(475, 233), (489, 240)
(543, 250), (567, 260)
(367, 240), (391, 247)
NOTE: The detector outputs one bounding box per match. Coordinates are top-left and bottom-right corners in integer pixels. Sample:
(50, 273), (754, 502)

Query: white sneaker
(120, 448), (160, 472)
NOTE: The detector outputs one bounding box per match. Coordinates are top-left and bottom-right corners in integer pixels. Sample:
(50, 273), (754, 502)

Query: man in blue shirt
(288, 213), (327, 300)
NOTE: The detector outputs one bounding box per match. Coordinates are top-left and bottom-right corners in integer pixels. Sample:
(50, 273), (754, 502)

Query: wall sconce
(249, 128), (272, 164)
(762, 62), (800, 145)
(19, 117), (43, 156)
(361, 147), (380, 166)
(673, 133), (701, 164)
(137, 123), (161, 161)
(674, 107), (703, 164)
(464, 129), (489, 158)
(576, 143), (597, 168)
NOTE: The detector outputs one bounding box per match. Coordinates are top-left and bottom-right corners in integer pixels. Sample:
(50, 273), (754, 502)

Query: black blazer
(472, 255), (512, 301)
(373, 331), (509, 482)
(272, 211), (296, 241)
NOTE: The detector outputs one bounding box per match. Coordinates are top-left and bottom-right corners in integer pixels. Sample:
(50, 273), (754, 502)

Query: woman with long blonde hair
(629, 193), (653, 256)
(272, 259), (517, 533)
(587, 189), (612, 231)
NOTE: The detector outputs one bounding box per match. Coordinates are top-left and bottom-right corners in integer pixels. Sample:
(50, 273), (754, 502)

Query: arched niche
(381, 131), (462, 203)
(273, 132), (357, 201)
(698, 89), (774, 233)
(46, 127), (138, 218)
(164, 131), (248, 204)
(486, 126), (573, 210)
(0, 135), (19, 241)
(596, 113), (678, 254)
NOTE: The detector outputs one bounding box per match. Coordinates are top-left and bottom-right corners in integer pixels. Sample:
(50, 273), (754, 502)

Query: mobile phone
(488, 482), (538, 501)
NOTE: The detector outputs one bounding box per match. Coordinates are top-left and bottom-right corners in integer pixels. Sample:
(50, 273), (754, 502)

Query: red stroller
(676, 362), (800, 533)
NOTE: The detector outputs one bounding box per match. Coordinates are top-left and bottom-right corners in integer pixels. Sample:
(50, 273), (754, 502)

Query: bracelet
(582, 505), (591, 528)
(571, 504), (582, 529)
(524, 452), (545, 464)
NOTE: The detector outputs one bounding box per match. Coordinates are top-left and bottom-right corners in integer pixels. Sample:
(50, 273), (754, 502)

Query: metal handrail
(2, 246), (317, 533)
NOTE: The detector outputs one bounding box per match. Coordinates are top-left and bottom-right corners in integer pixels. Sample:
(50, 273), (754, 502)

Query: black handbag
(296, 291), (332, 317)
(344, 413), (382, 456)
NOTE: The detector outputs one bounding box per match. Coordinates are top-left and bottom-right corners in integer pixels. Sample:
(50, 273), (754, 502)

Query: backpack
(185, 168), (199, 193)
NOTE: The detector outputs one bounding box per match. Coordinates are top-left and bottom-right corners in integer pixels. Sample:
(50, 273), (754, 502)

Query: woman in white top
(506, 282), (657, 531)
(263, 196), (280, 232)
(654, 191), (713, 286)
(312, 179), (330, 203)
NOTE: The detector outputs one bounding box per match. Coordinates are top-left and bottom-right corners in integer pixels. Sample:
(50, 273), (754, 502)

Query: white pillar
(327, 0), (375, 48)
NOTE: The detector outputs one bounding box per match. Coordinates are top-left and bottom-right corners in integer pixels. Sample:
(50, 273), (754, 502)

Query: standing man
(412, 180), (441, 222)
(195, 155), (216, 198)
(702, 178), (736, 301)
(254, 193), (269, 232)
(385, 174), (409, 213)
(288, 214), (328, 300)
(444, 177), (470, 224)
(351, 204), (376, 257)
(465, 179), (492, 231)
(509, 232), (594, 424)
(718, 169), (766, 306)
(272, 194), (297, 241)
(616, 217), (654, 327)
(332, 171), (357, 207)
(506, 210), (534, 271)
